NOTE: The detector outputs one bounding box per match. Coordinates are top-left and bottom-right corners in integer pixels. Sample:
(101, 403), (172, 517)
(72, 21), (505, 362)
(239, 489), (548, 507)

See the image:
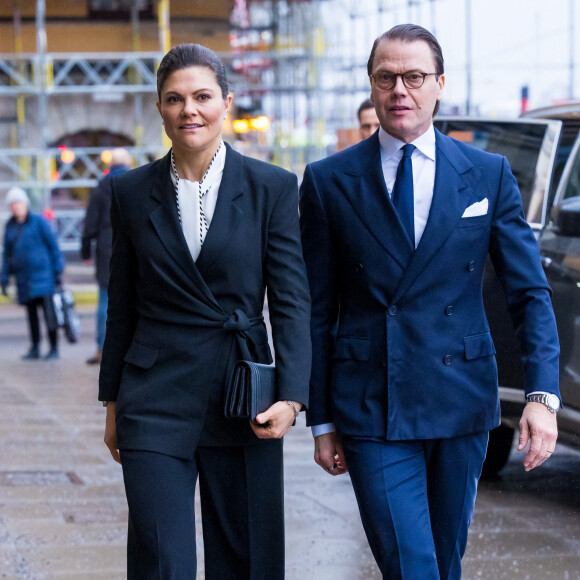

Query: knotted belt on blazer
(222, 308), (265, 362)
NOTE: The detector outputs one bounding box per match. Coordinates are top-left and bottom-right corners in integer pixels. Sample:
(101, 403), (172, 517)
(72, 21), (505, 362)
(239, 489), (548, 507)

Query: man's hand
(251, 400), (302, 439)
(104, 402), (121, 464)
(518, 402), (558, 471)
(314, 432), (348, 476)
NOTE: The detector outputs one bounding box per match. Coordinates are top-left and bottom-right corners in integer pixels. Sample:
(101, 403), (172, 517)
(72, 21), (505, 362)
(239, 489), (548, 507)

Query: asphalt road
(0, 299), (578, 579)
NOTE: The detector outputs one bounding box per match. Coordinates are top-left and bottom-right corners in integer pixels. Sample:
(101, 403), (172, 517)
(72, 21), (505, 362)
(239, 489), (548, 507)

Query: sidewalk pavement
(1, 263), (579, 578)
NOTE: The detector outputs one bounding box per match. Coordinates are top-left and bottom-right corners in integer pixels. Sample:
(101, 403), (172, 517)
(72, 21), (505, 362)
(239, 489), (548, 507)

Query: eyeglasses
(370, 70), (439, 91)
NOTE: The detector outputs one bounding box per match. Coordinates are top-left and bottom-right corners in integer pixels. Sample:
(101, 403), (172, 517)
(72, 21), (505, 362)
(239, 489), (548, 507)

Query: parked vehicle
(435, 102), (580, 475)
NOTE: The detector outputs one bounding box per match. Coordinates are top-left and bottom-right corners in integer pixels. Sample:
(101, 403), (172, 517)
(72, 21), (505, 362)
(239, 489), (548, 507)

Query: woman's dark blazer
(98, 143), (311, 458)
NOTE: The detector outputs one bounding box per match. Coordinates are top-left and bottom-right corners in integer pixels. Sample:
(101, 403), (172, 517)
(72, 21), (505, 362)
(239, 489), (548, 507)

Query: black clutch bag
(225, 361), (277, 421)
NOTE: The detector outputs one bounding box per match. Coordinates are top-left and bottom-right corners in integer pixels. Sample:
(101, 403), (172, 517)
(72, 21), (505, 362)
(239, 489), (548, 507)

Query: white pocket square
(462, 198), (488, 218)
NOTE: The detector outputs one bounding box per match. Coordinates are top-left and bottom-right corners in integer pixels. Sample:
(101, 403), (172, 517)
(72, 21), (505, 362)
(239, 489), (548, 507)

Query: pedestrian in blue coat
(1, 187), (64, 359)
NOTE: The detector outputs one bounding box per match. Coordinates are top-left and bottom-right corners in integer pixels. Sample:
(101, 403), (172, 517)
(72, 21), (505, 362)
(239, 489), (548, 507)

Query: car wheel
(481, 423), (515, 478)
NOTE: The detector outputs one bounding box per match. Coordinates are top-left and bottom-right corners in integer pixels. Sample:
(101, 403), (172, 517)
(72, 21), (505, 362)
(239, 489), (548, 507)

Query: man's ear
(436, 74), (445, 100)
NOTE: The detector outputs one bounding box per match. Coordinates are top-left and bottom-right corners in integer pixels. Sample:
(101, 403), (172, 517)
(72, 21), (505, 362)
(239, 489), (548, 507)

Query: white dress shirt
(311, 125), (437, 438)
(378, 124), (436, 248)
(170, 142), (226, 262)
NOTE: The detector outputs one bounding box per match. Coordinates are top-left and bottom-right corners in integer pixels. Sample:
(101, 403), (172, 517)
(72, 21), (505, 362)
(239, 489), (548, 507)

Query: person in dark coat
(81, 148), (132, 365)
(99, 44), (311, 579)
(1, 187), (65, 359)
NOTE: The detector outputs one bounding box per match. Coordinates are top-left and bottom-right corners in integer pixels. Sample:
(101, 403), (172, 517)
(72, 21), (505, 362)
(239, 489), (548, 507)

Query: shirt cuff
(526, 390), (550, 398)
(311, 422), (336, 438)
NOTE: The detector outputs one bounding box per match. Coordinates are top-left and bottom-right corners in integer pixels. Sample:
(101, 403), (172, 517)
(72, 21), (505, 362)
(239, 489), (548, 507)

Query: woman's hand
(250, 400), (302, 439)
(104, 402), (121, 464)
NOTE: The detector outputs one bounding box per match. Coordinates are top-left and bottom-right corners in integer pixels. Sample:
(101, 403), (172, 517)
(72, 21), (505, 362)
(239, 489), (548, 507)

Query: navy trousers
(342, 432), (488, 580)
(121, 439), (284, 580)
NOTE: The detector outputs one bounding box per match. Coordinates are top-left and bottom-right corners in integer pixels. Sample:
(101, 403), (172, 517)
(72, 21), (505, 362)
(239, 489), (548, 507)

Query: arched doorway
(50, 129), (133, 209)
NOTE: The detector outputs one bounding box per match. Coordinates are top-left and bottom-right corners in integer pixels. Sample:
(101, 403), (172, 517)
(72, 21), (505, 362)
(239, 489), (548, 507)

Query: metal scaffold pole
(465, 0), (472, 115)
(132, 1), (144, 148)
(158, 0), (171, 55)
(158, 0), (171, 150)
(36, 0), (50, 210)
(570, 0), (575, 100)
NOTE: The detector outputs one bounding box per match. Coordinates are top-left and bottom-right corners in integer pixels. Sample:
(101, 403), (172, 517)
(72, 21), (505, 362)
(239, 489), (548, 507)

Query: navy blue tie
(392, 144), (416, 246)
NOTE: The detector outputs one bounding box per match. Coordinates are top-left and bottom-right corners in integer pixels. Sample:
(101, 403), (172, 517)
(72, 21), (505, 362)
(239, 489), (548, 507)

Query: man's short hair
(367, 24), (444, 116)
(357, 99), (375, 121)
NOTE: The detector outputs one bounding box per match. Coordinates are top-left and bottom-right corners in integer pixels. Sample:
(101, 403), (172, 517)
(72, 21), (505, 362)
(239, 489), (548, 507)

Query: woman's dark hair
(367, 24), (444, 116)
(157, 43), (229, 100)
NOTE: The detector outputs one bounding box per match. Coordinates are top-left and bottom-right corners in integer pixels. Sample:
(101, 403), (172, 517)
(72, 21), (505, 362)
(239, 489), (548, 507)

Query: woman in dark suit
(99, 43), (311, 579)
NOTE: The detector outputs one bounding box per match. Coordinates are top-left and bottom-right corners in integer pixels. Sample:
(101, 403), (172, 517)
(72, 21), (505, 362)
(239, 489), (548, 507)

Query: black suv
(435, 104), (580, 475)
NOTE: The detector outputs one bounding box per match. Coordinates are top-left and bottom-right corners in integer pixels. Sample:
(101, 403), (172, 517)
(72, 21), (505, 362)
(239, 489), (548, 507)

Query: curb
(0, 290), (97, 308)
(73, 291), (98, 306)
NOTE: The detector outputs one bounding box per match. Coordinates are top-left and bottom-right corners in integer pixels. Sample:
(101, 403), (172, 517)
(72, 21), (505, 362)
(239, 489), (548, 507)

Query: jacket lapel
(148, 152), (220, 309)
(339, 135), (414, 271)
(393, 130), (476, 302)
(195, 143), (244, 274)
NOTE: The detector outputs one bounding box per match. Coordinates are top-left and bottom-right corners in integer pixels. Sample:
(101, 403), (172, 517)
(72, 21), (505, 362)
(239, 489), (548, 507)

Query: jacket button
(444, 305), (454, 316)
(354, 263), (364, 273)
(380, 356), (388, 367)
(388, 305), (397, 316)
(467, 260), (476, 271)
(443, 354), (453, 365)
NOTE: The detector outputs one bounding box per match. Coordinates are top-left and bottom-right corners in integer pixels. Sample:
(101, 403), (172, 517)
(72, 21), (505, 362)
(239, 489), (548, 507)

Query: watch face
(547, 394), (560, 410)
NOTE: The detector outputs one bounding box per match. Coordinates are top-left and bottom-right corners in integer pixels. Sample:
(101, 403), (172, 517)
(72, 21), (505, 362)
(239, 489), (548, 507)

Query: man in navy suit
(300, 24), (560, 579)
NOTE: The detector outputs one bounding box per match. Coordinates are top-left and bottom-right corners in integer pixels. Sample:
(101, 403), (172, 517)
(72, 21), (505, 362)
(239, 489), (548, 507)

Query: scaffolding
(0, 0), (405, 249)
(0, 51), (166, 201)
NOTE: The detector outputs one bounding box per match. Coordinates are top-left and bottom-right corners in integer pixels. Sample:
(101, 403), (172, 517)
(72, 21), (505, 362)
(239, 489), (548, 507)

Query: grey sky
(435, 0), (577, 115)
(324, 0), (578, 117)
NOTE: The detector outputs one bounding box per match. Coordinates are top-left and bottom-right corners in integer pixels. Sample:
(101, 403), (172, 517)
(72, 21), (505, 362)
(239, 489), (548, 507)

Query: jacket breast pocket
(333, 337), (370, 361)
(464, 332), (496, 360)
(124, 340), (159, 369)
(458, 215), (489, 229)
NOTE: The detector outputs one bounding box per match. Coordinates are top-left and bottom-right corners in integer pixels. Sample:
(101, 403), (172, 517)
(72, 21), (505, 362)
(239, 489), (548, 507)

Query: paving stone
(462, 555), (580, 579)
(0, 388), (32, 405)
(0, 471), (82, 487)
(14, 545), (126, 578)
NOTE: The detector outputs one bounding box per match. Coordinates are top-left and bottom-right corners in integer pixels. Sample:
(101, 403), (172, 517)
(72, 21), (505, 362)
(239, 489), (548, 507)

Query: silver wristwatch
(526, 393), (560, 413)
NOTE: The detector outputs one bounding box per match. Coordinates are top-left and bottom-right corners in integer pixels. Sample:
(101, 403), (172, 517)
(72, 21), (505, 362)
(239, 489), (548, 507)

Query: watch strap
(526, 393), (560, 412)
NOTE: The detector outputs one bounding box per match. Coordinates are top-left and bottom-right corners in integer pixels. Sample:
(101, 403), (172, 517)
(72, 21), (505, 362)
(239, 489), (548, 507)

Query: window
(435, 119), (561, 228)
(88, 0), (153, 20)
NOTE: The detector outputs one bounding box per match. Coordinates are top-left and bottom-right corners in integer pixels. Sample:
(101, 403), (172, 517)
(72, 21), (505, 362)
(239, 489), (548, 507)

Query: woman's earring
(162, 121), (165, 125)
(223, 113), (228, 120)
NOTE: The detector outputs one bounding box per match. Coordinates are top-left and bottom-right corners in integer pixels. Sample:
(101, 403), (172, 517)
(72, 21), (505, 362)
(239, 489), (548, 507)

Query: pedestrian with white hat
(1, 187), (65, 359)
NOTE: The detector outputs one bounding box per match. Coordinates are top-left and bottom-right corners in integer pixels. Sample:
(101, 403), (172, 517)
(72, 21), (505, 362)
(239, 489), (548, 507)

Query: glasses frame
(370, 70), (440, 91)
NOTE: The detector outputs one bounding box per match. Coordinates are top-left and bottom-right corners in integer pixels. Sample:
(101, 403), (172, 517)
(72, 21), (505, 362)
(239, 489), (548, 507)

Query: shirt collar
(170, 140), (226, 188)
(378, 124), (436, 163)
(204, 140), (226, 185)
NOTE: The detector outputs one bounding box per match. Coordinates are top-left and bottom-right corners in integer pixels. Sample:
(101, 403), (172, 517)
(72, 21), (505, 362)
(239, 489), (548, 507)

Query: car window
(435, 119), (561, 228)
(559, 134), (580, 202)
